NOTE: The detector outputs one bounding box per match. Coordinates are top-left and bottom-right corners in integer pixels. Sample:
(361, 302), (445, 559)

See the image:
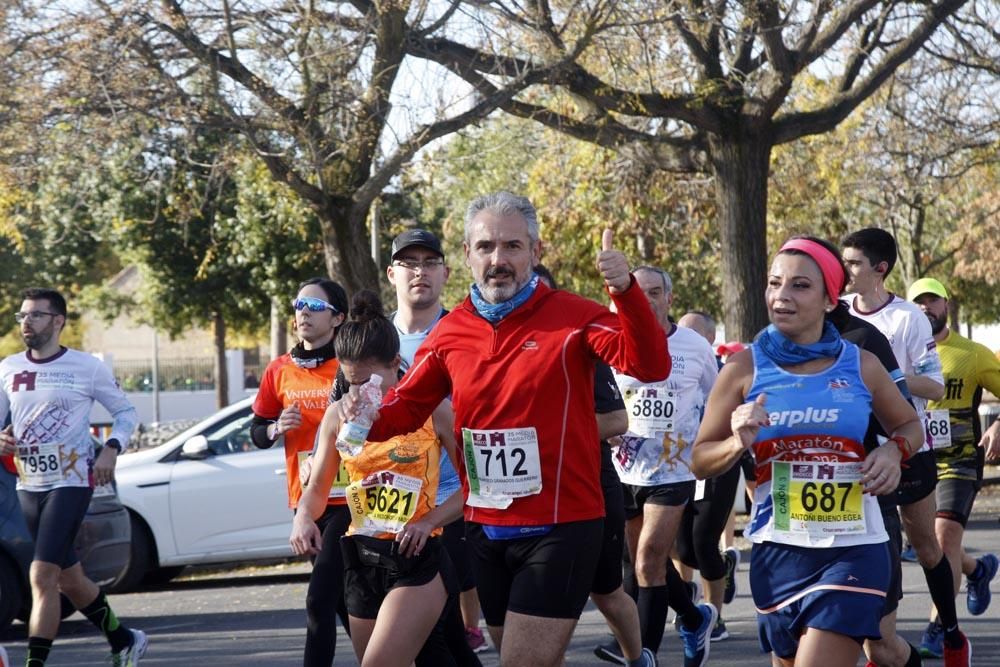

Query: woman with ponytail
(290, 290), (464, 667)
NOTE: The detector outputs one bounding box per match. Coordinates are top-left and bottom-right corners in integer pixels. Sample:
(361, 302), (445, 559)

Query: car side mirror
(181, 435), (210, 460)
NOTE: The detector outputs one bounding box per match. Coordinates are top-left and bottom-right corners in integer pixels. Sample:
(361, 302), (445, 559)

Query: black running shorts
(622, 480), (695, 520)
(18, 486), (92, 569)
(466, 518), (603, 626)
(896, 450), (937, 506)
(340, 534), (451, 619)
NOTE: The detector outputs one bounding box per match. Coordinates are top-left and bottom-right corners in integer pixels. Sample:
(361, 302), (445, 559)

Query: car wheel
(0, 553), (26, 631)
(106, 513), (153, 594)
(142, 565), (186, 586)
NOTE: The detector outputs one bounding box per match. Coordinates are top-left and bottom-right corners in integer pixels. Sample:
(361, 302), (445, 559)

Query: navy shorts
(18, 486), (93, 569)
(750, 540), (891, 658)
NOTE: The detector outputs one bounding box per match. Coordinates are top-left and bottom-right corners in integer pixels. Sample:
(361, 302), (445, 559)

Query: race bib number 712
(462, 427), (542, 500)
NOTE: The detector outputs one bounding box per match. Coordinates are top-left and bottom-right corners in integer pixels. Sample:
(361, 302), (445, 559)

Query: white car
(110, 396), (296, 592)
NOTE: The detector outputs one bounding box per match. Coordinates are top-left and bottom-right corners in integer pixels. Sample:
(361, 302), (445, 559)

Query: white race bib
(462, 427), (542, 503)
(924, 409), (952, 449)
(16, 441), (64, 487)
(623, 387), (676, 436)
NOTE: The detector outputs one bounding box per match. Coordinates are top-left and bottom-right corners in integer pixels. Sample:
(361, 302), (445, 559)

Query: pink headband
(778, 239), (845, 306)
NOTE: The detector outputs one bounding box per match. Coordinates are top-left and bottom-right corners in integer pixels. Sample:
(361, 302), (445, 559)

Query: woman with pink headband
(691, 236), (925, 667)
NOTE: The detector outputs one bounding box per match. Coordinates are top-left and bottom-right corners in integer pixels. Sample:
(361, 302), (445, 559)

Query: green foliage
(407, 117), (721, 317)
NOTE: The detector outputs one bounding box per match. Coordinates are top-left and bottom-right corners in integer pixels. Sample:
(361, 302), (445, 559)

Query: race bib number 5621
(462, 427), (542, 500)
(347, 471), (422, 535)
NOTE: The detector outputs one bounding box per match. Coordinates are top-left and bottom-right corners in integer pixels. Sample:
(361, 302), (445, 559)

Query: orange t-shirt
(343, 418), (441, 540)
(253, 354), (344, 508)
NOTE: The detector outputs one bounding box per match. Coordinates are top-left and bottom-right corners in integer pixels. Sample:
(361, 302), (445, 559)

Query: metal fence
(112, 357), (269, 392)
(112, 358), (217, 392)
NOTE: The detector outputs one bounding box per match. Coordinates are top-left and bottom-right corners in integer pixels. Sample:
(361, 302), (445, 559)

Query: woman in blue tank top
(691, 237), (924, 667)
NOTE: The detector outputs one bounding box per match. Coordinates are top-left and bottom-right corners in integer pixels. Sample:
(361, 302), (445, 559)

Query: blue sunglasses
(292, 296), (339, 313)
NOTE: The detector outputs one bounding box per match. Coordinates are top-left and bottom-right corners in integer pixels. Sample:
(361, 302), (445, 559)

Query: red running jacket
(367, 278), (670, 526)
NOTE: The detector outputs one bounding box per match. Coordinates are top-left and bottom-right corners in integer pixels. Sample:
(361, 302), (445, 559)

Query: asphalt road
(3, 502), (998, 666)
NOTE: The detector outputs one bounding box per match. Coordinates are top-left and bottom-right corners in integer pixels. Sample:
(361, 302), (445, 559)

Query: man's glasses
(15, 311), (57, 324)
(392, 257), (445, 271)
(292, 297), (339, 313)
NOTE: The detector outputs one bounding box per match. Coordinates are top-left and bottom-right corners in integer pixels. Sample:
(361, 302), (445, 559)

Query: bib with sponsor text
(346, 470), (423, 536)
(771, 461), (865, 538)
(462, 427), (541, 507)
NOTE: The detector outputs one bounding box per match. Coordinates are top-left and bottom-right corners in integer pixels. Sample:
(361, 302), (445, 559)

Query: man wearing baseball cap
(908, 277), (1000, 659)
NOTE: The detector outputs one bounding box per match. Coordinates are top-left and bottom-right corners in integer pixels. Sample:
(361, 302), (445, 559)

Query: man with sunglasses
(250, 278), (351, 667)
(0, 288), (145, 666)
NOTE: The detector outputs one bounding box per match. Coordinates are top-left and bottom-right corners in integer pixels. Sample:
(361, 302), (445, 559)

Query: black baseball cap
(391, 229), (444, 259)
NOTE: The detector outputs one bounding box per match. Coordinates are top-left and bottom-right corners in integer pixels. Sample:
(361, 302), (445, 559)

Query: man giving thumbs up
(340, 192), (669, 666)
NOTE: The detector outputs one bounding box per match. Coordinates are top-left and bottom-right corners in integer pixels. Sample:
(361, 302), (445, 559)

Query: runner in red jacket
(331, 192), (669, 667)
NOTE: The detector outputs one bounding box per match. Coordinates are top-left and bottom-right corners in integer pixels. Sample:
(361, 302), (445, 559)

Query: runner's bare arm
(596, 410), (627, 442)
(692, 350), (756, 479)
(290, 407), (343, 556)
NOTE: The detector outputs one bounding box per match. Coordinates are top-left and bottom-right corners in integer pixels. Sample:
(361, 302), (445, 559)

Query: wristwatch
(104, 438), (122, 453)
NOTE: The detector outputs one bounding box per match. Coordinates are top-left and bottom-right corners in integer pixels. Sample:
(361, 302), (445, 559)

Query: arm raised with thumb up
(596, 228), (631, 294)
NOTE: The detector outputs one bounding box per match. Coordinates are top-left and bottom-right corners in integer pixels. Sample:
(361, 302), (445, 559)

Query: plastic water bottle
(335, 374), (383, 457)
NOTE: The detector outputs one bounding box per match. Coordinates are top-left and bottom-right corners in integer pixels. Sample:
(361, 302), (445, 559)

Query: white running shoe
(110, 629), (148, 667)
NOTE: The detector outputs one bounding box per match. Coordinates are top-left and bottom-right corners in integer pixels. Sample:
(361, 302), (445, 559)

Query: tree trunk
(949, 296), (960, 333)
(319, 201), (381, 295)
(213, 311), (229, 410)
(708, 132), (773, 343)
(270, 297), (287, 359)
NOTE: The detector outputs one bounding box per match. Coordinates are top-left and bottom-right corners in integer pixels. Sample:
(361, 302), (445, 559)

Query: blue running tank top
(745, 341), (887, 548)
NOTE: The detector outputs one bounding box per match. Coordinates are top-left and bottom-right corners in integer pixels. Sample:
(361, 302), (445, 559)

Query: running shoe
(723, 547), (741, 604)
(0, 645), (8, 667)
(943, 630), (972, 667)
(919, 621), (943, 659)
(110, 629), (148, 667)
(900, 543), (918, 563)
(966, 553), (998, 616)
(465, 626), (489, 653)
(639, 647), (657, 667)
(593, 635), (626, 665)
(672, 579), (702, 629)
(710, 618), (729, 642)
(678, 603), (717, 667)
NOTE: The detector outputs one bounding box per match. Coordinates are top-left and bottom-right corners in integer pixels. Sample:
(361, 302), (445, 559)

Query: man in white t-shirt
(843, 228), (969, 665)
(0, 288), (146, 667)
(612, 266), (719, 667)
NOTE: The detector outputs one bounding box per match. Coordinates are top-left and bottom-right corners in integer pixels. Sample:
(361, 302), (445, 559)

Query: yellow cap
(906, 277), (949, 302)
